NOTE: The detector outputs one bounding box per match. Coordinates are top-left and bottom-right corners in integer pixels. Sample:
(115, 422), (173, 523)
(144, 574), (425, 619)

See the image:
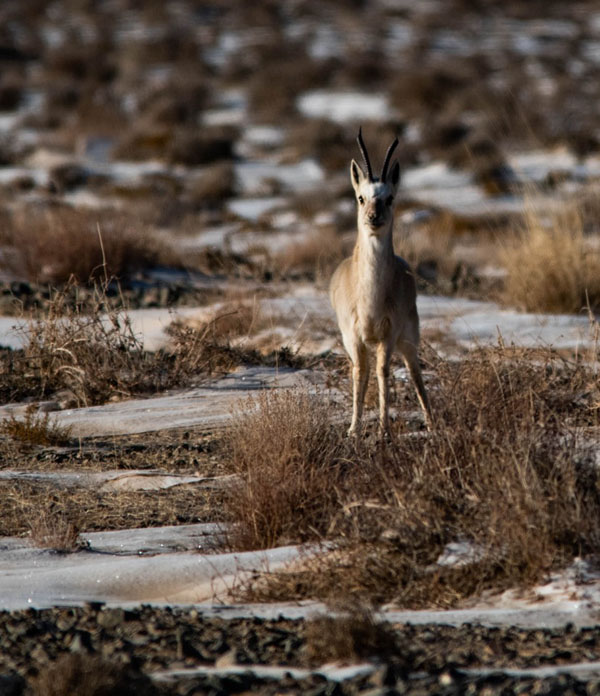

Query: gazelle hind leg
(399, 339), (432, 429)
(348, 342), (369, 436)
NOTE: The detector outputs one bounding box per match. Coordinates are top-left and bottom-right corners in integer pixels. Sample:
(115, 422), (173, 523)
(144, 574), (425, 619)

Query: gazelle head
(350, 127), (400, 235)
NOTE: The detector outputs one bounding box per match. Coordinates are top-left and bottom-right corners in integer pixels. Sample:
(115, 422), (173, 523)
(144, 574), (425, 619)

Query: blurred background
(0, 0), (599, 314)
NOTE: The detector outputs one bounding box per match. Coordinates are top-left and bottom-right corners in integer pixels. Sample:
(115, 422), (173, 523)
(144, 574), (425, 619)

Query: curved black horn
(381, 136), (399, 182)
(357, 127), (374, 182)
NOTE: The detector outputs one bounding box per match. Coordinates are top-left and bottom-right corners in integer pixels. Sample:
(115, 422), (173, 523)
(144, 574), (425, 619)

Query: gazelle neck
(355, 219), (395, 281)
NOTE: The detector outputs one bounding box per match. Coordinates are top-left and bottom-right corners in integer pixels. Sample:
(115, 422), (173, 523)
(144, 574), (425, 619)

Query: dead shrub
(500, 197), (600, 313)
(224, 389), (350, 549)
(247, 46), (327, 123)
(28, 653), (158, 696)
(5, 205), (178, 284)
(28, 510), (83, 553)
(1, 407), (72, 446)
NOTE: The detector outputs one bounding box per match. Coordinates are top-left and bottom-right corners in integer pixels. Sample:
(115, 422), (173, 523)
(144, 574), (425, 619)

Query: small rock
(37, 401), (61, 413)
(97, 608), (125, 629)
(215, 648), (239, 667)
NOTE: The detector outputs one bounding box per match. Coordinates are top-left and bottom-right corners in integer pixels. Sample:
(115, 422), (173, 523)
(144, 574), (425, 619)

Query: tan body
(330, 135), (431, 435)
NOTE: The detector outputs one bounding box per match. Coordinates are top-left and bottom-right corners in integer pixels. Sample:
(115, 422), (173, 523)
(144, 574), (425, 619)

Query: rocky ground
(4, 605), (600, 694)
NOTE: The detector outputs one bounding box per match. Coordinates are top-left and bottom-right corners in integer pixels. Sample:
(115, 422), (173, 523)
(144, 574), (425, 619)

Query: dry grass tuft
(28, 510), (84, 553)
(1, 407), (72, 446)
(273, 228), (346, 282)
(304, 606), (398, 665)
(500, 198), (600, 313)
(235, 346), (600, 607)
(5, 205), (178, 284)
(29, 653), (159, 696)
(224, 389), (350, 550)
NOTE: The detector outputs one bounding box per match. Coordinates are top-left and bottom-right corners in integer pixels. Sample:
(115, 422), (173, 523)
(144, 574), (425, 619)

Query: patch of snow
(18, 367), (320, 437)
(227, 197), (286, 222)
(83, 523), (225, 555)
(0, 541), (308, 609)
(508, 148), (577, 181)
(402, 162), (473, 190)
(202, 88), (247, 127)
(296, 90), (391, 124)
(0, 469), (231, 491)
(154, 662), (376, 686)
(241, 126), (285, 149)
(435, 541), (485, 568)
(235, 159), (324, 195)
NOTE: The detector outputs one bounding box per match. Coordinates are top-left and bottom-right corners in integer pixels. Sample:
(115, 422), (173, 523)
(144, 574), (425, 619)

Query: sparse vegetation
(4, 1), (600, 691)
(10, 280), (258, 407)
(234, 345), (600, 607)
(3, 206), (179, 285)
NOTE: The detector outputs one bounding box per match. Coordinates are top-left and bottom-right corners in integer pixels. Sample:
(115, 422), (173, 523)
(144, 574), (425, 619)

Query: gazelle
(330, 128), (432, 435)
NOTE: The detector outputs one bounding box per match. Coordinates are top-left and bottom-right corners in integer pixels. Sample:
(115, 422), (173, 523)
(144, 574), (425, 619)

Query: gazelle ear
(350, 159), (365, 190)
(389, 161), (400, 192)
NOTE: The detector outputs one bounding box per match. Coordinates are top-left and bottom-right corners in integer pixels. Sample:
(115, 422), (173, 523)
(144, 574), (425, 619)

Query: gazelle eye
(386, 196), (393, 206)
(358, 196), (364, 205)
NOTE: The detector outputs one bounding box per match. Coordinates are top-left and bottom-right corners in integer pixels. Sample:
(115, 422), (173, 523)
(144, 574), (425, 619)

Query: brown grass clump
(5, 205), (178, 284)
(500, 198), (600, 313)
(235, 346), (600, 607)
(304, 606), (398, 665)
(28, 653), (158, 696)
(224, 389), (350, 549)
(273, 228), (346, 282)
(28, 511), (83, 553)
(1, 407), (72, 446)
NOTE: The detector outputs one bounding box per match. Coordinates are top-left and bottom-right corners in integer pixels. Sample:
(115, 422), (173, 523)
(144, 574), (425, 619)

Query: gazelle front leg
(376, 341), (393, 435)
(348, 342), (369, 436)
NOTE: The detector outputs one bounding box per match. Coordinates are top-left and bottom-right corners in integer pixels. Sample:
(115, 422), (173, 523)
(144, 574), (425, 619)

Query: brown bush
(224, 389), (350, 549)
(5, 205), (179, 284)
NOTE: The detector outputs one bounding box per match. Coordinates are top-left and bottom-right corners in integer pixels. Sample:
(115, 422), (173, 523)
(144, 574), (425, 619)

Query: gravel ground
(2, 605), (600, 694)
